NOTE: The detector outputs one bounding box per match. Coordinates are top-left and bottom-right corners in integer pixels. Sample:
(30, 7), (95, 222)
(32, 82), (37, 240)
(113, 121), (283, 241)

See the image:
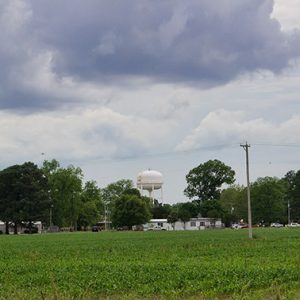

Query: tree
(81, 180), (103, 213)
(220, 185), (247, 226)
(18, 162), (50, 233)
(177, 207), (191, 230)
(152, 202), (172, 219)
(111, 194), (151, 228)
(167, 211), (178, 230)
(123, 188), (141, 198)
(0, 165), (21, 234)
(172, 201), (199, 218)
(42, 160), (83, 229)
(77, 181), (103, 230)
(251, 177), (286, 225)
(199, 199), (224, 219)
(77, 201), (100, 230)
(102, 179), (133, 208)
(184, 159), (235, 203)
(283, 170), (300, 222)
(0, 162), (50, 234)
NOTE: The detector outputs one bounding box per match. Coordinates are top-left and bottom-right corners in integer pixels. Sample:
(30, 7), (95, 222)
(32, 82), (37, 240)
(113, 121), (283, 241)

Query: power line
(252, 143), (300, 147)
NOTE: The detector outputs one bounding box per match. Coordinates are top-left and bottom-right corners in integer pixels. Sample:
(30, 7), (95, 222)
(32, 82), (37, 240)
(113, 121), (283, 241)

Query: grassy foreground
(0, 229), (300, 299)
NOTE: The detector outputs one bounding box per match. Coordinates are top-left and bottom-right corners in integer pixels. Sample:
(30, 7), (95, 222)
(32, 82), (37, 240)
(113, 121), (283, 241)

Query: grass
(0, 228), (300, 299)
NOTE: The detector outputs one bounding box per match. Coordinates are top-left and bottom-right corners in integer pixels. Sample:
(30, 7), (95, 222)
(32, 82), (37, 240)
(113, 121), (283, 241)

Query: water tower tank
(137, 169), (164, 202)
(137, 169), (163, 191)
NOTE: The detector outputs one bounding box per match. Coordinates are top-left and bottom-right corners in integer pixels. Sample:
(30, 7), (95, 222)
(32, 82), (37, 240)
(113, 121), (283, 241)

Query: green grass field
(0, 228), (300, 299)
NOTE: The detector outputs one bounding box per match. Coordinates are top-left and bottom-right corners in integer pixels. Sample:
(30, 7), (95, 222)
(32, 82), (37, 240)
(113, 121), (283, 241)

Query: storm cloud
(0, 0), (300, 110)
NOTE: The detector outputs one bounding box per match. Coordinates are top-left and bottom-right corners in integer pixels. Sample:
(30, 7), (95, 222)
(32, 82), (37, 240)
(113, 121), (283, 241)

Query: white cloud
(176, 110), (300, 151)
(272, 0), (300, 30)
(0, 108), (175, 164)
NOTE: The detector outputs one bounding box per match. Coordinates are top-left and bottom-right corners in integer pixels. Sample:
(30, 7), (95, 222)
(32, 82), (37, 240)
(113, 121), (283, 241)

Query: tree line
(0, 159), (300, 234)
(181, 160), (300, 226)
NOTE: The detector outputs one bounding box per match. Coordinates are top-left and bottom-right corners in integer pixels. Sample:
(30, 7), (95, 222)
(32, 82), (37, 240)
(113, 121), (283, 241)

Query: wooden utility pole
(240, 142), (253, 239)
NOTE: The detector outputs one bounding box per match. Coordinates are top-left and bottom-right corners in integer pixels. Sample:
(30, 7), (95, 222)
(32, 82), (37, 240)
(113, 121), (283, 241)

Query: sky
(0, 0), (300, 203)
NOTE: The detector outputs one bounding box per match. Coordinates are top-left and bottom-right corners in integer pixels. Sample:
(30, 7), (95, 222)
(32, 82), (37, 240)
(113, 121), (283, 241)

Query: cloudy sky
(0, 0), (300, 203)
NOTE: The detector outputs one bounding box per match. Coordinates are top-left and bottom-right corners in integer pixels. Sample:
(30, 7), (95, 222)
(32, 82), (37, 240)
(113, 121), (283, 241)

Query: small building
(0, 220), (42, 234)
(145, 219), (173, 231)
(174, 218), (222, 230)
(0, 221), (5, 233)
(145, 217), (222, 231)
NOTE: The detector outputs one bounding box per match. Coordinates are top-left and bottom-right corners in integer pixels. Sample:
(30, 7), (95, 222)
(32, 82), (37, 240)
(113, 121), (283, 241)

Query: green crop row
(0, 228), (300, 299)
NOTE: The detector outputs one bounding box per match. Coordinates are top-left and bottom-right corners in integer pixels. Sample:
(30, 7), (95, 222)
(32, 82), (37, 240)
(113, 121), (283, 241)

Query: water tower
(137, 169), (164, 203)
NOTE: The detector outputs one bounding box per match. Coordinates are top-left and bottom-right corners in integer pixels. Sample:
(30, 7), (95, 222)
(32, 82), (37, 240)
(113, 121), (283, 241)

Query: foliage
(0, 229), (300, 299)
(199, 199), (224, 218)
(123, 188), (141, 197)
(42, 160), (83, 228)
(177, 207), (191, 229)
(283, 170), (300, 222)
(184, 159), (235, 202)
(111, 194), (151, 228)
(0, 162), (50, 233)
(251, 177), (287, 225)
(220, 185), (247, 225)
(77, 201), (100, 230)
(167, 211), (178, 229)
(152, 202), (172, 219)
(77, 181), (103, 229)
(101, 179), (133, 214)
(172, 201), (199, 218)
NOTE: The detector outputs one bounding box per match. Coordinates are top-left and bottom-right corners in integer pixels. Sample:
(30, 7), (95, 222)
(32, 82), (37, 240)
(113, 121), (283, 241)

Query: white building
(0, 220), (42, 234)
(174, 218), (222, 230)
(145, 217), (222, 231)
(0, 221), (5, 233)
(145, 219), (173, 231)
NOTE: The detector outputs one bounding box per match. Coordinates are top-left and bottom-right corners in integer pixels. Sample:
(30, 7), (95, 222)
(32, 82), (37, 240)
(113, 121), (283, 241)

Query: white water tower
(137, 169), (164, 203)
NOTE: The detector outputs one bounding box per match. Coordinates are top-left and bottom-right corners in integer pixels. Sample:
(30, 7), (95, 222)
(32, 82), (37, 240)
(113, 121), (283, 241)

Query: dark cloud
(0, 0), (300, 109)
(30, 0), (300, 80)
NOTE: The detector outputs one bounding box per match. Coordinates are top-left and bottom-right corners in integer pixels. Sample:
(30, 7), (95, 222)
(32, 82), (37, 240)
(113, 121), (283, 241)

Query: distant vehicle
(286, 223), (300, 227)
(231, 223), (248, 229)
(270, 223), (284, 228)
(148, 225), (165, 231)
(91, 225), (101, 232)
(23, 226), (39, 234)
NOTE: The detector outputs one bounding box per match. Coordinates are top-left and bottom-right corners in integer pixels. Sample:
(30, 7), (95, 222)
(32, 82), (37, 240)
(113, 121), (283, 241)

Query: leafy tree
(0, 165), (21, 234)
(0, 162), (50, 234)
(184, 159), (235, 203)
(251, 177), (286, 224)
(42, 160), (83, 228)
(172, 201), (199, 218)
(220, 185), (247, 226)
(167, 211), (178, 230)
(77, 181), (103, 229)
(81, 180), (103, 213)
(152, 202), (172, 219)
(18, 162), (50, 232)
(77, 201), (100, 230)
(111, 194), (151, 228)
(177, 207), (191, 230)
(102, 179), (133, 209)
(123, 188), (141, 198)
(199, 199), (224, 218)
(283, 170), (300, 222)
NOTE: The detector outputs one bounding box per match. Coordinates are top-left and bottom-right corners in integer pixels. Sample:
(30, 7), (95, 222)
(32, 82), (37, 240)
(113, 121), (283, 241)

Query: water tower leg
(140, 185), (143, 197)
(152, 185), (155, 204)
(161, 186), (163, 204)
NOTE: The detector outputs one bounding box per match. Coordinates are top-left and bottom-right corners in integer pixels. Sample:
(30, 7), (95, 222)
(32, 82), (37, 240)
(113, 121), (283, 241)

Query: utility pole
(288, 200), (291, 225)
(240, 142), (253, 239)
(104, 203), (107, 231)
